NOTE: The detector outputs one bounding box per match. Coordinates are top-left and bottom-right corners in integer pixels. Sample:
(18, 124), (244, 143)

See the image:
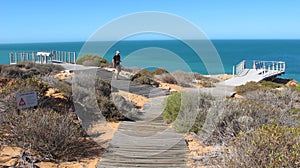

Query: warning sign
(16, 91), (38, 110)
(19, 98), (26, 106)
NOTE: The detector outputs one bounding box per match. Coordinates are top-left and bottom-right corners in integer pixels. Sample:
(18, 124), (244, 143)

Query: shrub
(0, 63), (64, 79)
(171, 70), (195, 87)
(226, 125), (300, 168)
(154, 73), (177, 84)
(152, 68), (169, 76)
(0, 108), (83, 161)
(130, 69), (160, 87)
(163, 92), (181, 124)
(130, 69), (152, 80)
(163, 91), (213, 133)
(0, 77), (74, 115)
(173, 92), (213, 133)
(235, 81), (283, 95)
(297, 84), (300, 92)
(76, 54), (107, 67)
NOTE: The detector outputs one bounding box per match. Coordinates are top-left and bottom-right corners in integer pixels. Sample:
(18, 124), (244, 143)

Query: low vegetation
(0, 62), (64, 79)
(235, 80), (283, 95)
(0, 68), (128, 162)
(76, 54), (107, 67)
(162, 91), (213, 133)
(297, 84), (300, 92)
(130, 69), (160, 87)
(226, 125), (300, 167)
(163, 80), (300, 167)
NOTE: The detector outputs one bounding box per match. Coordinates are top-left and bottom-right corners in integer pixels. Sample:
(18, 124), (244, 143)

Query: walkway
(98, 96), (188, 167)
(56, 64), (187, 167)
(57, 63), (169, 98)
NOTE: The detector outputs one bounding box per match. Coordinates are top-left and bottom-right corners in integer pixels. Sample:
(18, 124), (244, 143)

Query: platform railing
(234, 60), (285, 77)
(9, 51), (77, 64)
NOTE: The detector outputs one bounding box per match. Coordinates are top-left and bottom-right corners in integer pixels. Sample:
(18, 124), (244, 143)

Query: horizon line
(1, 38), (300, 44)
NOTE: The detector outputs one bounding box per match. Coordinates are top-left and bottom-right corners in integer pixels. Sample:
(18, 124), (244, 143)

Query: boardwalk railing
(234, 60), (285, 77)
(9, 51), (77, 64)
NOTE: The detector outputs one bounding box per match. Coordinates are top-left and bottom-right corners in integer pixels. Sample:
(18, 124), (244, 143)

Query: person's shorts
(115, 65), (121, 73)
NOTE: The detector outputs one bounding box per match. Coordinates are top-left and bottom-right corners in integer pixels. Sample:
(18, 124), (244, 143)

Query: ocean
(0, 40), (299, 82)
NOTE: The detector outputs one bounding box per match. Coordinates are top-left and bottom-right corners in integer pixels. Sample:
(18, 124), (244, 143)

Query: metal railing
(9, 51), (77, 64)
(234, 60), (285, 77)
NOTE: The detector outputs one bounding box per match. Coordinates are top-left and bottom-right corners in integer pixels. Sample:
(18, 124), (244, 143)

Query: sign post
(16, 91), (38, 110)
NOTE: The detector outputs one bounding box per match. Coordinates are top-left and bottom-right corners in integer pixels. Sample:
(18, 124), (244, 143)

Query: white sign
(17, 91), (38, 110)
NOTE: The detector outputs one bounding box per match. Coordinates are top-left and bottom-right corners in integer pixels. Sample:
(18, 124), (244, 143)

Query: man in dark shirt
(112, 50), (121, 80)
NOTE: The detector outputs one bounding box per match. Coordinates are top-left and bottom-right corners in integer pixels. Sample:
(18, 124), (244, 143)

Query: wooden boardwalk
(58, 64), (187, 167)
(98, 96), (188, 168)
(219, 60), (285, 86)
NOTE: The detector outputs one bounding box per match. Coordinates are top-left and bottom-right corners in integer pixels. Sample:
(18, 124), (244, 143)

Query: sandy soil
(117, 90), (149, 109)
(185, 133), (223, 168)
(54, 70), (74, 80)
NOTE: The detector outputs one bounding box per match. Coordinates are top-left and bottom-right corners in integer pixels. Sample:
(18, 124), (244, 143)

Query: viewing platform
(9, 51), (77, 65)
(219, 60), (286, 86)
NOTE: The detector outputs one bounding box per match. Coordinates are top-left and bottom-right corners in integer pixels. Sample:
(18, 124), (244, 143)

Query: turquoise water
(0, 40), (299, 81)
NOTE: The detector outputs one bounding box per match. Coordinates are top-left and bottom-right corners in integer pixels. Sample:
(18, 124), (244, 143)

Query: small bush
(173, 92), (213, 133)
(226, 125), (300, 168)
(130, 69), (152, 80)
(154, 73), (177, 84)
(171, 70), (195, 87)
(297, 84), (300, 92)
(163, 92), (181, 124)
(163, 91), (213, 133)
(130, 69), (160, 86)
(152, 68), (169, 76)
(0, 108), (83, 161)
(76, 54), (107, 67)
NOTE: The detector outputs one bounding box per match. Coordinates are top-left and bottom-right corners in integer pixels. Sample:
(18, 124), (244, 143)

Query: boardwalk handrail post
(74, 52), (76, 64)
(232, 65), (235, 76)
(9, 52), (12, 64)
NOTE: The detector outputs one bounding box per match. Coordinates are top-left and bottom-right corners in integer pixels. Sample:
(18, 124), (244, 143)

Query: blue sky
(1, 0), (300, 43)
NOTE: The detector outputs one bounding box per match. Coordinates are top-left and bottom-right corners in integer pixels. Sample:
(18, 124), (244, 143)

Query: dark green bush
(226, 125), (300, 168)
(76, 54), (107, 67)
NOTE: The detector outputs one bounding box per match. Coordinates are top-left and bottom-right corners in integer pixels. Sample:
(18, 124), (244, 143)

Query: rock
(286, 80), (298, 87)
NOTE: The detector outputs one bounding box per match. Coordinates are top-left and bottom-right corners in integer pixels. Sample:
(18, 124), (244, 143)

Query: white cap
(116, 50), (120, 54)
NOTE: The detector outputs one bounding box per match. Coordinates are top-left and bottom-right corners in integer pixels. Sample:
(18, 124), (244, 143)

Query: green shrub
(235, 81), (283, 95)
(163, 91), (213, 133)
(163, 92), (181, 124)
(297, 84), (300, 92)
(76, 54), (107, 67)
(226, 125), (300, 168)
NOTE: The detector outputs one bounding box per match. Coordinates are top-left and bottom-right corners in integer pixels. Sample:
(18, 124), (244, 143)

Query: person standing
(112, 50), (121, 80)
